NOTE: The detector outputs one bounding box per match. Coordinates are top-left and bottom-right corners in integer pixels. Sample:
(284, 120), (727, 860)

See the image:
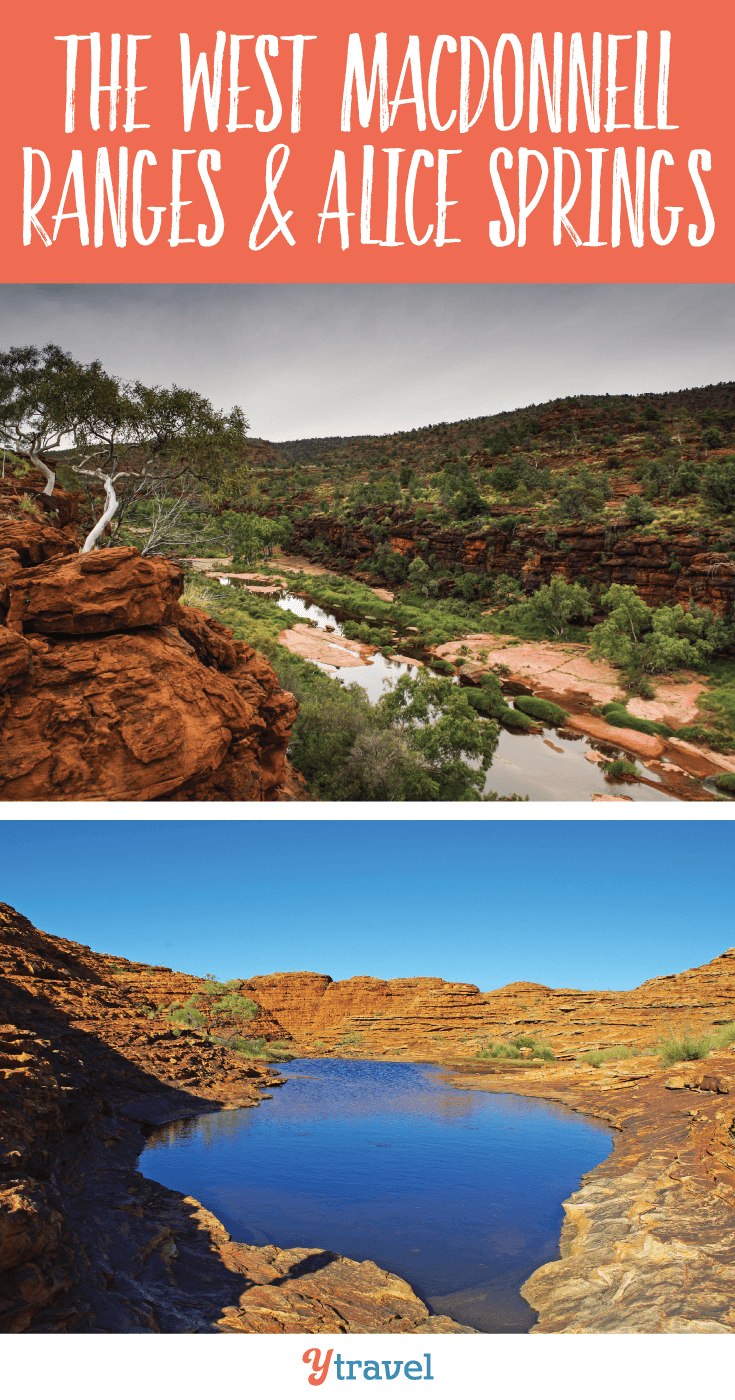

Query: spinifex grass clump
(712, 1020), (735, 1049)
(715, 773), (735, 792)
(476, 1034), (554, 1062)
(230, 1037), (294, 1062)
(580, 1046), (638, 1067)
(655, 1033), (712, 1065)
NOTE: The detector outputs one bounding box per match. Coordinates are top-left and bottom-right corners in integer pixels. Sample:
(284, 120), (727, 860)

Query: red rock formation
(293, 511), (735, 616)
(244, 951), (735, 1060)
(5, 547), (183, 635)
(0, 473), (306, 802)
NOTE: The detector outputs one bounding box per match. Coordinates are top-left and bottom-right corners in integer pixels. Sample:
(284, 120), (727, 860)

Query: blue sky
(0, 820), (731, 992)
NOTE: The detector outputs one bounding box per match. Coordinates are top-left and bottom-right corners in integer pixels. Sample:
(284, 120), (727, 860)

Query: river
(269, 589), (678, 801)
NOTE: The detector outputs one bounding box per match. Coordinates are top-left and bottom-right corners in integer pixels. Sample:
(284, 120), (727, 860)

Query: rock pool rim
(140, 1056), (616, 1334)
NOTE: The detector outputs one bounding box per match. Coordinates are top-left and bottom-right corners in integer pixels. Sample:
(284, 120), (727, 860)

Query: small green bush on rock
(601, 758), (638, 778)
(715, 772), (735, 792)
(496, 705), (538, 731)
(514, 696), (568, 725)
(601, 703), (673, 738)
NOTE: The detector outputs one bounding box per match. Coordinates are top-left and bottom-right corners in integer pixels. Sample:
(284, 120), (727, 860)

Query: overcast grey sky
(1, 284), (732, 442)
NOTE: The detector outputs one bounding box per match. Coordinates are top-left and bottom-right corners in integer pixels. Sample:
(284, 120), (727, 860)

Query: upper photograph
(0, 281), (733, 804)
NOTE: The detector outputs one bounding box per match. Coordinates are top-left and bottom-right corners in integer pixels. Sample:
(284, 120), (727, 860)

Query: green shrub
(655, 1032), (712, 1065)
(701, 457), (735, 514)
(465, 688), (499, 717)
(476, 1043), (522, 1060)
(514, 696), (568, 725)
(430, 657), (456, 675)
(601, 758), (638, 778)
(601, 703), (673, 738)
(715, 773), (735, 792)
(495, 705), (538, 731)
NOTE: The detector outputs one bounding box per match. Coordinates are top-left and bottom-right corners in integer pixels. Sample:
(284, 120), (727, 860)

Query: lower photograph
(1, 817), (733, 1353)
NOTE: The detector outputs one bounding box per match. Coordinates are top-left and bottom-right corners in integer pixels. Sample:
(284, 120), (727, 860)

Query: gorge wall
(292, 511), (735, 616)
(0, 469), (305, 801)
(245, 950), (735, 1060)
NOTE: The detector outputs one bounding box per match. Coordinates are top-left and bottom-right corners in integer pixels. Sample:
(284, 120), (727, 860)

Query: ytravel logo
(303, 1349), (435, 1384)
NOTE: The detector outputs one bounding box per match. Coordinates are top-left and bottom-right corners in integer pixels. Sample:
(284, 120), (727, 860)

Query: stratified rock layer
(243, 952), (735, 1060)
(292, 510), (735, 616)
(445, 1055), (735, 1333)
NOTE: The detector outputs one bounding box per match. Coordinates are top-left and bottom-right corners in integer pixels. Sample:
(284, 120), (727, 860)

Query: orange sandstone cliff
(243, 952), (735, 1060)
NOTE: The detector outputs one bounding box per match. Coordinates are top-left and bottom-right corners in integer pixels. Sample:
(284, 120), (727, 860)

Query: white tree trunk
(29, 454), (55, 495)
(81, 476), (118, 552)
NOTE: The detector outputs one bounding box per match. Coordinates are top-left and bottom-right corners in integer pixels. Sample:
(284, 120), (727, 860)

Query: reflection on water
(141, 1058), (612, 1333)
(276, 592), (425, 704)
(484, 724), (677, 803)
(231, 581), (681, 800)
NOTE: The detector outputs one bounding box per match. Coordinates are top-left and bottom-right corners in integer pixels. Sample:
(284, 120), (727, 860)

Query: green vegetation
(509, 577), (592, 637)
(600, 758), (638, 778)
(715, 773), (735, 792)
(601, 702), (673, 738)
(0, 342), (250, 554)
(220, 510), (293, 567)
(580, 1046), (638, 1066)
(591, 585), (734, 690)
(654, 1021), (735, 1065)
(230, 1037), (295, 1062)
(288, 666), (500, 801)
(514, 696), (568, 725)
(476, 1034), (555, 1062)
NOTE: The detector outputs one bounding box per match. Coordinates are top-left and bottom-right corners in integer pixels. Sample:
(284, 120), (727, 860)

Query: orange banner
(2, 0), (731, 281)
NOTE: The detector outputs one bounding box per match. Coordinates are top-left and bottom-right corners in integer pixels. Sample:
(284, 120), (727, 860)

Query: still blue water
(141, 1059), (612, 1332)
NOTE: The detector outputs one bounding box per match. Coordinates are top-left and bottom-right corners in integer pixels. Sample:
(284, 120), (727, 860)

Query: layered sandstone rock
(244, 950), (735, 1061)
(292, 511), (735, 616)
(0, 905), (468, 1334)
(5, 547), (183, 635)
(445, 1052), (735, 1332)
(0, 473), (305, 802)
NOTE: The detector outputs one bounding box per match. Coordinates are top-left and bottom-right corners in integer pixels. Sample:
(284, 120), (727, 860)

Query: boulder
(0, 628), (262, 801)
(6, 547), (183, 636)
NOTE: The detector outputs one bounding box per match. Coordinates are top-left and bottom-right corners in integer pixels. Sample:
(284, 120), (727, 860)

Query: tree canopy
(0, 343), (250, 549)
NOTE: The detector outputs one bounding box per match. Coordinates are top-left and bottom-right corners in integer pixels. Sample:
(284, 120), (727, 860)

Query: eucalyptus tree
(0, 343), (251, 553)
(0, 344), (100, 495)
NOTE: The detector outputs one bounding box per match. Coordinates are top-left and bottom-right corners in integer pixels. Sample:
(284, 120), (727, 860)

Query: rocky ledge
(445, 1055), (735, 1332)
(0, 905), (468, 1334)
(0, 474), (306, 800)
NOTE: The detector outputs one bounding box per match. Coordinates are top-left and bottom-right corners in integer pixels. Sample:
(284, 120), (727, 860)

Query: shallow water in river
(266, 589), (678, 800)
(141, 1058), (612, 1333)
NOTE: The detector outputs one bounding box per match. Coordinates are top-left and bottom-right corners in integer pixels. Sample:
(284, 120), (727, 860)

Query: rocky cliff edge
(0, 472), (306, 801)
